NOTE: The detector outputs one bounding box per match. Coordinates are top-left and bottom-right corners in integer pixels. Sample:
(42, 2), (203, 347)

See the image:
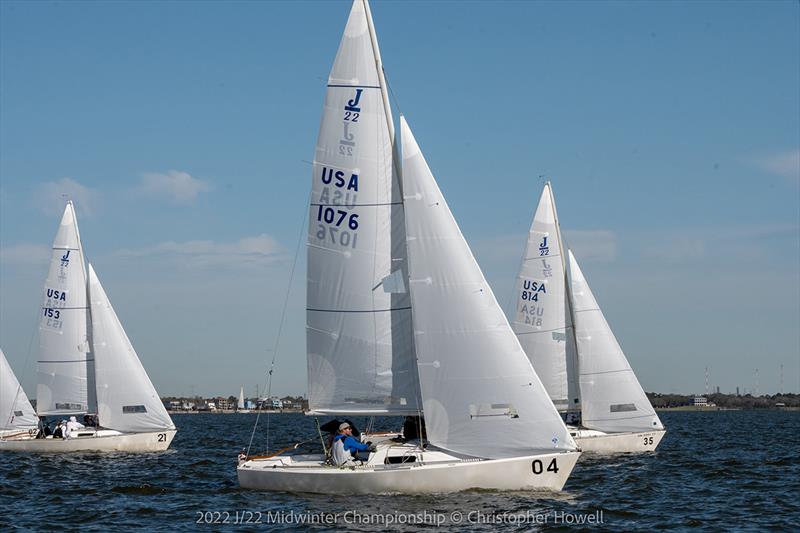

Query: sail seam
(51, 247), (81, 251)
(37, 359), (95, 363)
(307, 306), (412, 313)
(515, 325), (575, 336)
(585, 414), (656, 422)
(310, 202), (403, 207)
(326, 84), (380, 89)
(580, 369), (632, 376)
(41, 306), (89, 310)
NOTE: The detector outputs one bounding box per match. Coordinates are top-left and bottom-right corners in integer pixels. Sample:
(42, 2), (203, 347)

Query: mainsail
(1, 348), (38, 433)
(511, 183), (580, 412)
(306, 0), (418, 415)
(567, 250), (663, 433)
(401, 117), (576, 458)
(36, 201), (94, 416)
(88, 264), (174, 433)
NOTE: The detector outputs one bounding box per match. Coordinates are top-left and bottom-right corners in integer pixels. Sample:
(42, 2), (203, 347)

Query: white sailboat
(237, 0), (580, 494)
(0, 348), (39, 438)
(511, 183), (665, 452)
(0, 202), (176, 452)
(237, 386), (251, 413)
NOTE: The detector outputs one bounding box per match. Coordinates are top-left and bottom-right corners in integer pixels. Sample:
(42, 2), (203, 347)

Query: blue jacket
(333, 433), (370, 454)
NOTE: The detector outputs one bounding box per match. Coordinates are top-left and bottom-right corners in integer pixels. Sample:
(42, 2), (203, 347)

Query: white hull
(572, 428), (665, 453)
(238, 446), (580, 494)
(0, 429), (176, 453)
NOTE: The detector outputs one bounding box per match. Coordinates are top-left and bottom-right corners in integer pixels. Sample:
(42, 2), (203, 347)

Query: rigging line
(246, 186), (310, 458)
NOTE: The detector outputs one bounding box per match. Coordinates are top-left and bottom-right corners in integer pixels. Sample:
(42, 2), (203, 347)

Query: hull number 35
(531, 458), (559, 475)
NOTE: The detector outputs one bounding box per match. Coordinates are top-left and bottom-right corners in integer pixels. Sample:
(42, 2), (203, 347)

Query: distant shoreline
(167, 409), (305, 415)
(655, 406), (800, 412)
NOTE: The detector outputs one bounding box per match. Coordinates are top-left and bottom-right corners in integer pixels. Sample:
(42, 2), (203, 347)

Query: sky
(1, 0), (798, 399)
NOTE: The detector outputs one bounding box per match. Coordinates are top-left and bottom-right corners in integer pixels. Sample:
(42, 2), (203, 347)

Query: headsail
(567, 250), (663, 432)
(511, 183), (580, 413)
(306, 0), (419, 415)
(401, 117), (576, 458)
(88, 264), (174, 432)
(36, 202), (93, 416)
(1, 348), (38, 433)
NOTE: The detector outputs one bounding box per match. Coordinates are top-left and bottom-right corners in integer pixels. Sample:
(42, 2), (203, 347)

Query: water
(1, 411), (798, 531)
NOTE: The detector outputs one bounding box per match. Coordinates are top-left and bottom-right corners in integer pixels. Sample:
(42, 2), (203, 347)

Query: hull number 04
(531, 458), (559, 475)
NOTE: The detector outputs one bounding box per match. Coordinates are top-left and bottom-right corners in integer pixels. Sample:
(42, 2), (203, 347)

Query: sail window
(469, 403), (519, 419)
(609, 403), (637, 413)
(55, 402), (84, 411)
(14, 410), (23, 416)
(122, 405), (147, 414)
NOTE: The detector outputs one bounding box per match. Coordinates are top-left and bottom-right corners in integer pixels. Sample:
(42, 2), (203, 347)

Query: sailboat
(237, 386), (251, 413)
(0, 202), (176, 452)
(237, 0), (580, 494)
(511, 183), (665, 452)
(0, 348), (39, 438)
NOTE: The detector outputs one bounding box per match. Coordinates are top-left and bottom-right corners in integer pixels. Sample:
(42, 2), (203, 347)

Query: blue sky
(1, 0), (797, 399)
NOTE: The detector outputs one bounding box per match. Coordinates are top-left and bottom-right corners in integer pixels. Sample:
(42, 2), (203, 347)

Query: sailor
(331, 422), (375, 466)
(64, 416), (85, 438)
(52, 420), (64, 439)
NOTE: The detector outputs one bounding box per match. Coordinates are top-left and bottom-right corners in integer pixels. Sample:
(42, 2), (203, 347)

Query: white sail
(401, 117), (575, 458)
(306, 0), (419, 415)
(1, 348), (38, 433)
(88, 264), (174, 433)
(36, 201), (93, 416)
(511, 183), (580, 412)
(567, 250), (663, 433)
(238, 387), (245, 410)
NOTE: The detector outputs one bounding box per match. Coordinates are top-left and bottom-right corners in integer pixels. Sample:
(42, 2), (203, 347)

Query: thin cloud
(115, 234), (284, 268)
(0, 243), (50, 265)
(750, 149), (800, 184)
(562, 230), (617, 262)
(33, 177), (100, 216)
(138, 170), (212, 204)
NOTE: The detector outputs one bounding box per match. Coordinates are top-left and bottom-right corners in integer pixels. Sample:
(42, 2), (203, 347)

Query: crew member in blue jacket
(332, 422), (375, 466)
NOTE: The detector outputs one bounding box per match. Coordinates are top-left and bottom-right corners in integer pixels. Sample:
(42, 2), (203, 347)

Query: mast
(362, 0), (423, 416)
(547, 183), (581, 415)
(72, 201), (98, 416)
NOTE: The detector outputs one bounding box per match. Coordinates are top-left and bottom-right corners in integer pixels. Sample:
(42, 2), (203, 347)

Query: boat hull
(573, 428), (665, 453)
(0, 429), (176, 453)
(238, 450), (580, 494)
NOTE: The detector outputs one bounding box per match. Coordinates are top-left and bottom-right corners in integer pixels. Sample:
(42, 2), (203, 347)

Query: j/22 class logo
(339, 88), (363, 155)
(539, 236), (550, 256)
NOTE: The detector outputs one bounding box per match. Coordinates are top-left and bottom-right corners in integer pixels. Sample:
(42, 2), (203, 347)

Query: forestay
(511, 183), (580, 412)
(1, 348), (38, 433)
(401, 117), (575, 458)
(306, 0), (419, 415)
(36, 202), (94, 416)
(567, 250), (663, 433)
(88, 265), (174, 433)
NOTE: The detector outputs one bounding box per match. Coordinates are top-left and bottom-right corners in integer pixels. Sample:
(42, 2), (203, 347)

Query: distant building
(693, 396), (708, 407)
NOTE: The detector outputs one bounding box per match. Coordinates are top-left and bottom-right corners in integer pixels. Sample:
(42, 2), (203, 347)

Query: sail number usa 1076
(315, 166), (360, 249)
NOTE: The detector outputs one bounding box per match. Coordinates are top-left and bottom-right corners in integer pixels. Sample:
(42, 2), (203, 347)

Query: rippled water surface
(1, 411), (798, 531)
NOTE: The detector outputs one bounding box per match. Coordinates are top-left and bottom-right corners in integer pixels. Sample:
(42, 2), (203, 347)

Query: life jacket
(331, 434), (353, 466)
